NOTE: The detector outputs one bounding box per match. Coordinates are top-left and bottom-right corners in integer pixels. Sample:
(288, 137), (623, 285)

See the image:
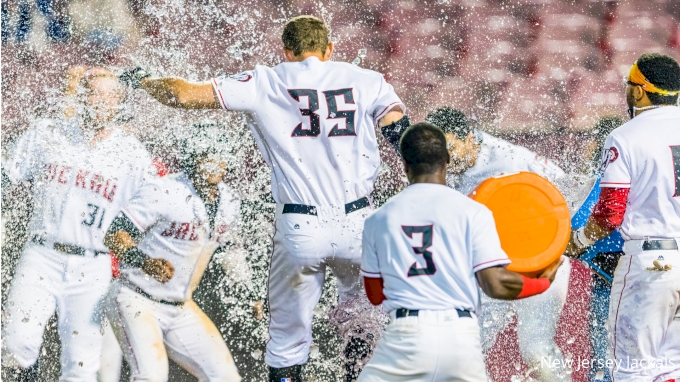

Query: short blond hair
(281, 15), (329, 56)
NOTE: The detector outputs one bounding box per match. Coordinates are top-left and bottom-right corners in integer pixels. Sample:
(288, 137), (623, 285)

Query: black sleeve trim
(123, 246), (150, 268)
(380, 115), (410, 153)
(107, 212), (144, 243)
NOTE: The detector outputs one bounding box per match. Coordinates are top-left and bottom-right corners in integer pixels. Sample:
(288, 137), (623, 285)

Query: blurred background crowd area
(2, 0), (679, 157)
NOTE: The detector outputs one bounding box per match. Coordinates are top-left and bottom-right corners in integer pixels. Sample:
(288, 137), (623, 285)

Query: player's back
(602, 106), (680, 239)
(212, 57), (403, 207)
(451, 132), (564, 194)
(362, 183), (509, 313)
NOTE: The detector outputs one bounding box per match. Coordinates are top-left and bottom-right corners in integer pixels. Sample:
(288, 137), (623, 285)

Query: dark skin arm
(104, 230), (175, 283)
(475, 258), (562, 300)
(564, 218), (613, 258)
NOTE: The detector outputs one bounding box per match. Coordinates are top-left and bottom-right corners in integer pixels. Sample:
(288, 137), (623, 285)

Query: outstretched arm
(139, 77), (220, 109)
(120, 67), (220, 109)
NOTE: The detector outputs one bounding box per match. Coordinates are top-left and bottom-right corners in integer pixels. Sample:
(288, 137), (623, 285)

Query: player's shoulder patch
(599, 146), (619, 173)
(228, 72), (253, 82)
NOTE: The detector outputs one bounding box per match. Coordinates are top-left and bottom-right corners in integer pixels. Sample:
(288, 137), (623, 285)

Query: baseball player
(1, 67), (153, 381)
(103, 125), (241, 382)
(118, 15), (408, 382)
(426, 107), (565, 195)
(358, 122), (561, 382)
(566, 53), (680, 382)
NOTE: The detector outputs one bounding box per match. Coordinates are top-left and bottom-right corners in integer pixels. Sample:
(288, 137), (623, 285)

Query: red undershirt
(591, 187), (629, 231)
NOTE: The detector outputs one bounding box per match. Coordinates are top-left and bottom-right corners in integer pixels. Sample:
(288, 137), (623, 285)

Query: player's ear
(283, 48), (295, 62)
(324, 42), (334, 61)
(633, 85), (647, 104)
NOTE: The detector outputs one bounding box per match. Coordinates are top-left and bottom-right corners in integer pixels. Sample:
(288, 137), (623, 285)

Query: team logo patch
(294, 224), (300, 230)
(599, 147), (619, 173)
(658, 255), (665, 261)
(229, 72), (253, 82)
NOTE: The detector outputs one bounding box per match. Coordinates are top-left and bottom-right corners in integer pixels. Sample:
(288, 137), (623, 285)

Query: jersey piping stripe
(212, 78), (228, 110)
(374, 102), (402, 123)
(472, 258), (511, 271)
(360, 268), (381, 278)
(122, 209), (146, 232)
(599, 182), (631, 185)
(611, 254), (633, 382)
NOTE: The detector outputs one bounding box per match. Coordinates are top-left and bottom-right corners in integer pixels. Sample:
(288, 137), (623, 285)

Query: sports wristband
(573, 227), (595, 250)
(122, 247), (150, 268)
(516, 275), (550, 299)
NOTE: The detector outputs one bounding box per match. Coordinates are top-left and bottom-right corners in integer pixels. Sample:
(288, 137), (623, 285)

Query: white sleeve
(360, 219), (382, 278)
(471, 208), (511, 272)
(369, 74), (405, 125)
(121, 182), (164, 232)
(527, 155), (565, 183)
(6, 129), (42, 183)
(211, 70), (259, 111)
(599, 134), (631, 188)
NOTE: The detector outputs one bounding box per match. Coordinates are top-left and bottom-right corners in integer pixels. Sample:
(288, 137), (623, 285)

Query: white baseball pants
(104, 280), (241, 382)
(265, 204), (370, 368)
(608, 240), (680, 382)
(1, 243), (111, 381)
(98, 320), (123, 382)
(358, 309), (489, 382)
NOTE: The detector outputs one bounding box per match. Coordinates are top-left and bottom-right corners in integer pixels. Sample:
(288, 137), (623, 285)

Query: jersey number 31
(288, 88), (356, 137)
(402, 225), (437, 277)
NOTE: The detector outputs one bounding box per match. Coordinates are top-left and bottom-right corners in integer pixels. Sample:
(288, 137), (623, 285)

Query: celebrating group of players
(2, 14), (679, 382)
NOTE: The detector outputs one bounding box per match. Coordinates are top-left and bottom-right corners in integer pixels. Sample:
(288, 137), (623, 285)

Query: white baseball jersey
(5, 119), (153, 251)
(448, 131), (565, 195)
(212, 56), (404, 207)
(361, 183), (510, 313)
(599, 106), (680, 240)
(120, 173), (240, 302)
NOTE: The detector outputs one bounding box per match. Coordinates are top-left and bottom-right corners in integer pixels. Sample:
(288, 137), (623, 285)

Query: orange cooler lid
(469, 172), (570, 276)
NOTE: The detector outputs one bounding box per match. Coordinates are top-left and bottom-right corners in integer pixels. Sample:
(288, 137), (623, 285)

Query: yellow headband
(629, 62), (679, 96)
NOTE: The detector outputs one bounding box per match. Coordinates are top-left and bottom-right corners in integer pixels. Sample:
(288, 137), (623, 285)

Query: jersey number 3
(288, 88), (356, 137)
(402, 225), (437, 277)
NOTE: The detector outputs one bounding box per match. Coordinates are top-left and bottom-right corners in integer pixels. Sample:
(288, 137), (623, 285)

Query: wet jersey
(5, 119), (153, 252)
(120, 174), (240, 302)
(211, 56), (404, 207)
(448, 131), (565, 195)
(361, 183), (511, 313)
(599, 106), (680, 240)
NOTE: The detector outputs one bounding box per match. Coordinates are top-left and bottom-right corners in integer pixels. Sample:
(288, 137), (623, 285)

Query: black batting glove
(119, 67), (151, 89)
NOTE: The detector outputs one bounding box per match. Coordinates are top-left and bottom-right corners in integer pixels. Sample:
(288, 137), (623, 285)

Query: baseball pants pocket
(609, 251), (680, 382)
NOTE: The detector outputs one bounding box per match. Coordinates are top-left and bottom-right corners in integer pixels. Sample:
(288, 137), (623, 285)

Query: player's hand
(120, 67), (151, 89)
(537, 257), (564, 284)
(142, 258), (175, 283)
(564, 237), (585, 258)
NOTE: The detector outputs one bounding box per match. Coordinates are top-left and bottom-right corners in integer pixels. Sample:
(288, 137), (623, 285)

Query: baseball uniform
(448, 131), (565, 195)
(2, 119), (153, 381)
(599, 106), (680, 382)
(103, 174), (241, 382)
(359, 183), (510, 382)
(211, 56), (403, 368)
